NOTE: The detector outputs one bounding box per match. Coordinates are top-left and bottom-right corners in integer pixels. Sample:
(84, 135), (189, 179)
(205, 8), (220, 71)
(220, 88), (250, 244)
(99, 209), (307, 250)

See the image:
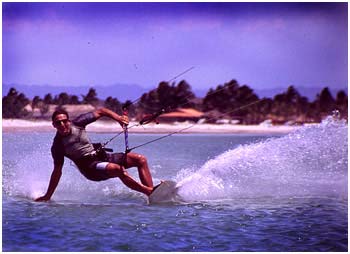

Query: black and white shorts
(76, 152), (126, 181)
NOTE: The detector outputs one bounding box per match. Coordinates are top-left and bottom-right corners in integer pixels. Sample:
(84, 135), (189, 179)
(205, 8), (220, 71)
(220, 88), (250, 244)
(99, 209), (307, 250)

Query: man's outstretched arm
(35, 164), (62, 202)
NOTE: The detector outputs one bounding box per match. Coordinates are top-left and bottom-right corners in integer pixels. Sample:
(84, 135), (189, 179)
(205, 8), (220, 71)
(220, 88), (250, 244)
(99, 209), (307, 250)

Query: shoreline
(2, 119), (303, 134)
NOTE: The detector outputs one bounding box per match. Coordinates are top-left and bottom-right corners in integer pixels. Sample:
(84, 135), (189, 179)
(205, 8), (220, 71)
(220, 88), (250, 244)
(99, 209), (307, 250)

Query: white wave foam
(176, 117), (348, 202)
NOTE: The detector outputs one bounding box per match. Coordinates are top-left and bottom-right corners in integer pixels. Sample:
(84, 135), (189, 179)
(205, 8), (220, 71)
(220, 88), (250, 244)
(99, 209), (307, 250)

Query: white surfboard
(148, 180), (178, 204)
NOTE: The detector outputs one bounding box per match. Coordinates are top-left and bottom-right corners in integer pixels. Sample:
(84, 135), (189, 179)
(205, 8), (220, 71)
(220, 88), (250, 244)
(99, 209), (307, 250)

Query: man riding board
(35, 107), (157, 202)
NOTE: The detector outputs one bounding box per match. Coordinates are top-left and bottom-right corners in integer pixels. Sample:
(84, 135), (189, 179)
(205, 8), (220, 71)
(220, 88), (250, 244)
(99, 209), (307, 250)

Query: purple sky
(2, 2), (348, 91)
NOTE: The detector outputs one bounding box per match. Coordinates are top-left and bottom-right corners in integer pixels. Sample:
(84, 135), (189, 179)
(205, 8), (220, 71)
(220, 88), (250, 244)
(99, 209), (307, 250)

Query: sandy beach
(2, 119), (302, 134)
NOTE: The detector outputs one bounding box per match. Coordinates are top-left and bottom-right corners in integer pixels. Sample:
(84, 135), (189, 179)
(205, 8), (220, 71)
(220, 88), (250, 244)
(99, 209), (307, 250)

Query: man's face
(53, 114), (71, 136)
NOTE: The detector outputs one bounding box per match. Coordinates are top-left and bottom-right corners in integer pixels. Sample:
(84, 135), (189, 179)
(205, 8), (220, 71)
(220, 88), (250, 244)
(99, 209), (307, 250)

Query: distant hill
(2, 83), (209, 101)
(254, 86), (347, 100)
(184, 86), (347, 100)
(2, 83), (149, 102)
(2, 83), (347, 101)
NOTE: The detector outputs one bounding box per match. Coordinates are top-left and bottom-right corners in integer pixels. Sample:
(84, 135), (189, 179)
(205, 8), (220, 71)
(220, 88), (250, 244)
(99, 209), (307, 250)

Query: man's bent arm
(93, 108), (129, 126)
(35, 164), (62, 201)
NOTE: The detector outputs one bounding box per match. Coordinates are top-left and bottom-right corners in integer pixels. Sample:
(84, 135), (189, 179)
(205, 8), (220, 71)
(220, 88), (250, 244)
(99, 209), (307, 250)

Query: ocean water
(2, 117), (348, 251)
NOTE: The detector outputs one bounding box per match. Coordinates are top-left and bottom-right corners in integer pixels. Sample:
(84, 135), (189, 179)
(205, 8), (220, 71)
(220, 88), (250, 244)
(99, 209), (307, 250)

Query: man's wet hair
(52, 109), (69, 122)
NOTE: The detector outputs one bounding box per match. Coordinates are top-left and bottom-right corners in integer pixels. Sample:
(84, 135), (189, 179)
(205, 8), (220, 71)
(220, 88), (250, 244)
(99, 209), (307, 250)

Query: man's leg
(122, 153), (154, 188)
(105, 162), (152, 196)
